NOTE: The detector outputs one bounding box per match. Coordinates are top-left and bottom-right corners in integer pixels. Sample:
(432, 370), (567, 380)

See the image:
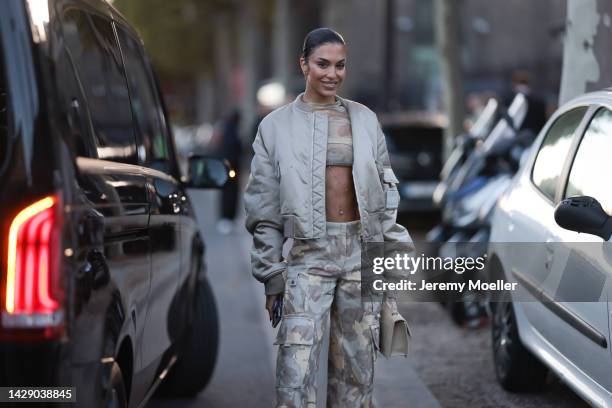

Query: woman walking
(244, 28), (412, 407)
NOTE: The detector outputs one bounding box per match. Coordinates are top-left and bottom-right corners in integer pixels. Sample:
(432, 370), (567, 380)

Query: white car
(487, 89), (612, 407)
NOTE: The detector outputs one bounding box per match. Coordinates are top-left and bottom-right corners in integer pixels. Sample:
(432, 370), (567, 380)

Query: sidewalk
(375, 357), (439, 408)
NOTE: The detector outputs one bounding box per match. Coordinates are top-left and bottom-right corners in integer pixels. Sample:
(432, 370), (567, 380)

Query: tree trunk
(434, 0), (465, 160)
(273, 0), (291, 89)
(383, 0), (396, 111)
(559, 0), (612, 104)
(213, 11), (233, 119)
(238, 0), (260, 139)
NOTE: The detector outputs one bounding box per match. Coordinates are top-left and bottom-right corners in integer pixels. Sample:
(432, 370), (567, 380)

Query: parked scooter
(426, 93), (537, 327)
(432, 97), (500, 209)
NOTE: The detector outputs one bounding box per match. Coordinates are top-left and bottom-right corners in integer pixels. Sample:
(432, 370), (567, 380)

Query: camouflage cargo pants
(275, 221), (381, 408)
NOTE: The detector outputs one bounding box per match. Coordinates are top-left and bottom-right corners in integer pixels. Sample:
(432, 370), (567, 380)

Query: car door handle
(545, 238), (554, 270)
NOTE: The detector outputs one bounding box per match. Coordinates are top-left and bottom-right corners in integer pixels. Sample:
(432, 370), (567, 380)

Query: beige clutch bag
(379, 295), (411, 358)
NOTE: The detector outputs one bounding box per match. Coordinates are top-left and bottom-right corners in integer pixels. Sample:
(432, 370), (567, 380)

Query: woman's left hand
(266, 294), (281, 321)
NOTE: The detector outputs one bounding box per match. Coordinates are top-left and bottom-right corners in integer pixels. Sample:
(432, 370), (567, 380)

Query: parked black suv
(0, 1), (225, 406)
(379, 112), (446, 213)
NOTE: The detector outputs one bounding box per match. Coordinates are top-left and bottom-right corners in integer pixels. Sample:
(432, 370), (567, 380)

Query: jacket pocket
(386, 190), (400, 210)
(382, 167), (400, 210)
(382, 167), (399, 184)
(282, 214), (309, 239)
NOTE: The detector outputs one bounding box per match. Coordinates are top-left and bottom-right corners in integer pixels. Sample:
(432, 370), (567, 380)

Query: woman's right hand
(266, 294), (281, 322)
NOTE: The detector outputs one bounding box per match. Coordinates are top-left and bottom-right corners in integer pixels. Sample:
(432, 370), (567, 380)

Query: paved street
(148, 189), (587, 408)
(402, 302), (587, 408)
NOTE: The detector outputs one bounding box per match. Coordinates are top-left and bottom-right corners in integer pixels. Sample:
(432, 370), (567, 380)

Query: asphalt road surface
(401, 301), (587, 408)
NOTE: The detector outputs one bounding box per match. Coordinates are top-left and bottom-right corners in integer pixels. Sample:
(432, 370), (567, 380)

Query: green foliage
(113, 0), (222, 79)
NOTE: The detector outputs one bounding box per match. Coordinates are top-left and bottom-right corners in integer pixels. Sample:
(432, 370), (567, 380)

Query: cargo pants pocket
(274, 314), (315, 389)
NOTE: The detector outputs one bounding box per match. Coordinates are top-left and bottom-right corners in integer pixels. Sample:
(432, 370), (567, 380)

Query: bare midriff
(302, 96), (360, 221)
(325, 166), (360, 221)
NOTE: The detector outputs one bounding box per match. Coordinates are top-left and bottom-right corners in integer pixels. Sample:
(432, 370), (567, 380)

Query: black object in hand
(272, 296), (283, 328)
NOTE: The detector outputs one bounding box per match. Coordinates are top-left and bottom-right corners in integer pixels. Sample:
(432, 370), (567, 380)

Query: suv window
(62, 10), (137, 163)
(116, 27), (171, 173)
(565, 108), (612, 215)
(0, 44), (7, 171)
(531, 107), (587, 201)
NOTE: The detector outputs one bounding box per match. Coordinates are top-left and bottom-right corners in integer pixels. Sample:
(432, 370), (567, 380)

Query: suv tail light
(2, 195), (64, 339)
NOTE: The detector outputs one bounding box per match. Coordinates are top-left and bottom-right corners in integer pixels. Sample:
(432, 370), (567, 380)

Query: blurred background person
(506, 69), (547, 134)
(217, 109), (242, 234)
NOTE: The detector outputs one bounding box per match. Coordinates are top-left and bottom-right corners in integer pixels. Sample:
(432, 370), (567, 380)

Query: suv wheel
(491, 295), (548, 391)
(157, 276), (219, 397)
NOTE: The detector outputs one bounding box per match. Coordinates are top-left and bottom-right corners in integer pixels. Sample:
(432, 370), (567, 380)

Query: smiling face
(300, 42), (347, 104)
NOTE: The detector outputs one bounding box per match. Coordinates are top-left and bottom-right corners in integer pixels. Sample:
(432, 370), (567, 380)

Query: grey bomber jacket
(244, 93), (413, 295)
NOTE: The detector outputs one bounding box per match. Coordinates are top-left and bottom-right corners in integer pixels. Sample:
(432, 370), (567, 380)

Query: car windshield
(384, 125), (442, 153)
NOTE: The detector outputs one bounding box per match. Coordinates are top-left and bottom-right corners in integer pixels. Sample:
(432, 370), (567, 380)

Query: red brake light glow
(2, 195), (64, 335)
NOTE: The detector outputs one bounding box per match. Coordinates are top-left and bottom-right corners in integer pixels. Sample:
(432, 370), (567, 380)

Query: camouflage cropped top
(304, 98), (353, 167)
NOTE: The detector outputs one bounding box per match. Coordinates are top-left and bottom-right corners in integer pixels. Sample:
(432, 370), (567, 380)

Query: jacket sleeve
(244, 126), (286, 295)
(376, 121), (416, 284)
(376, 121), (413, 244)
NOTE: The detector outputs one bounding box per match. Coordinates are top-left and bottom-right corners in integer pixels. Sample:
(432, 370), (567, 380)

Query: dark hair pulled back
(301, 28), (346, 61)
